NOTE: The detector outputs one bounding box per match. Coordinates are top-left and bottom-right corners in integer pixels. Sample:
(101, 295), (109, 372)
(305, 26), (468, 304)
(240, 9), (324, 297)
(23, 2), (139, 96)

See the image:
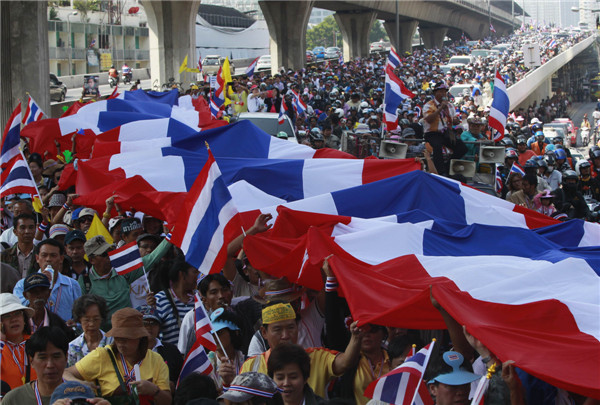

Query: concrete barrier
(507, 35), (597, 110)
(58, 68), (151, 89)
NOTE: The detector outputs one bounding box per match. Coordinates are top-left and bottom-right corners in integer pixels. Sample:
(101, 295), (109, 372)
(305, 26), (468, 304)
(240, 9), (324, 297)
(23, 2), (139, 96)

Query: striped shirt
(155, 290), (195, 345)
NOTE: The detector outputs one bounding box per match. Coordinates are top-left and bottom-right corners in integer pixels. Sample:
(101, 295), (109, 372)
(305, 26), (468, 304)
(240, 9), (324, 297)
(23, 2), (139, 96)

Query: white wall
(195, 18), (270, 60)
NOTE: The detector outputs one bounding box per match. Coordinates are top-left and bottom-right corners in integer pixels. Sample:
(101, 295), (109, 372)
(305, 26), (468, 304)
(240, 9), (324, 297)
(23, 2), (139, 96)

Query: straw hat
(106, 308), (149, 339)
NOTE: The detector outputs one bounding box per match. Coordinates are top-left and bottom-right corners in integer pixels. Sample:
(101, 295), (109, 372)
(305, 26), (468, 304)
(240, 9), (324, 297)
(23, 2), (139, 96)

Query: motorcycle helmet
(577, 160), (591, 176)
(562, 170), (579, 192)
(505, 149), (518, 159)
(590, 146), (600, 159)
(554, 148), (567, 161)
(276, 131), (288, 140)
(530, 123), (542, 134)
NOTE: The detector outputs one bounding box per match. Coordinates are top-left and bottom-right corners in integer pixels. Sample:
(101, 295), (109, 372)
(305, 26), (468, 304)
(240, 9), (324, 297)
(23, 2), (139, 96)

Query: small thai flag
(22, 96), (44, 126)
(495, 165), (504, 194)
(365, 341), (435, 405)
(192, 292), (217, 351)
(488, 70), (508, 142)
(89, 39), (96, 48)
(0, 152), (40, 200)
(278, 99), (288, 124)
(245, 57), (260, 80)
(1, 104), (21, 170)
(108, 241), (144, 275)
(490, 23), (496, 33)
(291, 90), (307, 116)
(510, 162), (526, 177)
(387, 47), (401, 70)
(209, 97), (220, 120)
(197, 54), (203, 71)
(338, 54), (344, 65)
(384, 64), (415, 131)
(548, 39), (557, 48)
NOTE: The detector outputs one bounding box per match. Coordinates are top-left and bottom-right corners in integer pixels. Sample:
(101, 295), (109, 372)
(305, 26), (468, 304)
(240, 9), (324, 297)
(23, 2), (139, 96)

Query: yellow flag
(178, 55), (189, 74)
(86, 214), (114, 244)
(32, 196), (43, 213)
(221, 58), (233, 105)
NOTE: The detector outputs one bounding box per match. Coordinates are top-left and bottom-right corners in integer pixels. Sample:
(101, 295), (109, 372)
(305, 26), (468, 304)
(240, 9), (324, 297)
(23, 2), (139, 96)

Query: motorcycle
(108, 74), (119, 88)
(581, 127), (590, 146)
(122, 71), (132, 85)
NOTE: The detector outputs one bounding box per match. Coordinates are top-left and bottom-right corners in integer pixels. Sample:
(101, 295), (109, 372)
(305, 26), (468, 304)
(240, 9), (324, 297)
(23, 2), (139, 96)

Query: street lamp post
(67, 11), (78, 76)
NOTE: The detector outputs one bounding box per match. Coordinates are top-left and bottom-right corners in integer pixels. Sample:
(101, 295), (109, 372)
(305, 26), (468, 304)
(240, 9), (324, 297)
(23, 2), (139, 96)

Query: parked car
(235, 112), (297, 142)
(370, 41), (387, 53)
(50, 73), (67, 102)
(256, 55), (271, 71)
(306, 50), (315, 63)
(448, 55), (475, 65)
(449, 84), (472, 105)
(312, 47), (325, 59)
(201, 55), (235, 76)
(325, 47), (341, 59)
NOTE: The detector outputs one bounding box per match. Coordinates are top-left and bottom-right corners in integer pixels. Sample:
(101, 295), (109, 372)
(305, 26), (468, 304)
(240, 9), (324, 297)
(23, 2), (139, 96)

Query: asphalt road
(567, 101), (597, 152)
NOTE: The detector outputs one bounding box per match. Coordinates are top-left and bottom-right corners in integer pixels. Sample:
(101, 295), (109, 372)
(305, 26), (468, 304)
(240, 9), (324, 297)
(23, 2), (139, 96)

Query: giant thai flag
(384, 65), (415, 130)
(1, 104), (21, 169)
(169, 149), (242, 275)
(245, 56), (260, 80)
(364, 341), (435, 405)
(0, 152), (40, 199)
(291, 90), (307, 115)
(108, 241), (144, 275)
(488, 71), (509, 142)
(386, 47), (401, 70)
(22, 95), (45, 126)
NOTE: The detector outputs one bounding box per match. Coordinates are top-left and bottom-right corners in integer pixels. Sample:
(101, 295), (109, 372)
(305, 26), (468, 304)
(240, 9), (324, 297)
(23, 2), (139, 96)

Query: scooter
(581, 127), (590, 146)
(122, 72), (132, 85)
(109, 75), (119, 88)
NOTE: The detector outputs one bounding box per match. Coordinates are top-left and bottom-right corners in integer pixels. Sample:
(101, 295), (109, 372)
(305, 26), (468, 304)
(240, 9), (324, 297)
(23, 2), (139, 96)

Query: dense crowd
(1, 26), (599, 405)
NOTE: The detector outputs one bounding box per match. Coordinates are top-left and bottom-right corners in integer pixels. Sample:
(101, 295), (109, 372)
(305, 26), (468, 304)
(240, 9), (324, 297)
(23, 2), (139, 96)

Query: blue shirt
(14, 269), (82, 322)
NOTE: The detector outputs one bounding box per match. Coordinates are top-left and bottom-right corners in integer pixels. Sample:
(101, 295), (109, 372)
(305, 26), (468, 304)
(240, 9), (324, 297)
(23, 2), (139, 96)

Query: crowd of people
(1, 25), (599, 405)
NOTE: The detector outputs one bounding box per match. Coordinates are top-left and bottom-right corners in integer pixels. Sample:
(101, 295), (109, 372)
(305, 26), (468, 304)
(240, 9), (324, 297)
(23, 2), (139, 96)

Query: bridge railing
(507, 35), (597, 110)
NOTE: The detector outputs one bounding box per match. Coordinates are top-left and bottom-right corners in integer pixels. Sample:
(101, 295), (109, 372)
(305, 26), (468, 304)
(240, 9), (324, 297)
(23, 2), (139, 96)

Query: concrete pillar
(334, 10), (377, 61)
(1, 1), (49, 124)
(383, 20), (418, 54)
(141, 0), (200, 89)
(419, 26), (448, 49)
(260, 1), (314, 75)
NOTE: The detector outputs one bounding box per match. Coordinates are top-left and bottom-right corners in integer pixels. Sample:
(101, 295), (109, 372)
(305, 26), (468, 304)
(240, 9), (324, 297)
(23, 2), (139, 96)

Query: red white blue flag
(213, 65), (226, 108)
(278, 98), (288, 124)
(384, 64), (415, 130)
(209, 97), (220, 120)
(197, 54), (203, 71)
(169, 148), (242, 275)
(510, 162), (526, 176)
(0, 152), (40, 200)
(291, 90), (307, 116)
(108, 241), (144, 275)
(177, 293), (217, 386)
(488, 70), (509, 142)
(490, 23), (496, 33)
(245, 57), (260, 80)
(495, 165), (503, 194)
(22, 95), (45, 126)
(364, 341), (435, 405)
(386, 47), (401, 70)
(338, 54), (344, 65)
(1, 104), (21, 170)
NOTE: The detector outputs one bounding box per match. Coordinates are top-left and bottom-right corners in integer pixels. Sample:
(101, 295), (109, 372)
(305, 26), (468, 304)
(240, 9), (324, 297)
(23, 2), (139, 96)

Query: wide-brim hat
(42, 159), (64, 176)
(106, 308), (149, 339)
(253, 277), (304, 305)
(0, 293), (34, 318)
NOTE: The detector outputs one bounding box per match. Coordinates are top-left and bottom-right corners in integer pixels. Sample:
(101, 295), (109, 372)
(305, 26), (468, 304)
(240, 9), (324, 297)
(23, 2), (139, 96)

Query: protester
(64, 308), (171, 404)
(68, 294), (113, 366)
(1, 326), (70, 405)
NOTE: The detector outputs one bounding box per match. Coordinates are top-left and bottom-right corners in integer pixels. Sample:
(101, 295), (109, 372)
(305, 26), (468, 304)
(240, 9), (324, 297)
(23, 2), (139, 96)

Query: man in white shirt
(247, 85), (265, 113)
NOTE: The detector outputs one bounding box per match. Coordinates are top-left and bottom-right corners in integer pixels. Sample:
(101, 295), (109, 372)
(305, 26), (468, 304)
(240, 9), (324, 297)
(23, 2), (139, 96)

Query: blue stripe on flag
(184, 174), (234, 267)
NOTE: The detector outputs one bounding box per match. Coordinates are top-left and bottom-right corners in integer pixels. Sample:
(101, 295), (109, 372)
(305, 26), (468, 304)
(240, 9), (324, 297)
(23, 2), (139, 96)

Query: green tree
(369, 20), (389, 43)
(306, 16), (389, 50)
(306, 15), (340, 49)
(73, 0), (99, 22)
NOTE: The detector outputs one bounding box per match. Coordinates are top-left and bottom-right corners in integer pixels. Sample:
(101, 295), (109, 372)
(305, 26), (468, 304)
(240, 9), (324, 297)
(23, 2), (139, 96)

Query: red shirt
(518, 150), (536, 166)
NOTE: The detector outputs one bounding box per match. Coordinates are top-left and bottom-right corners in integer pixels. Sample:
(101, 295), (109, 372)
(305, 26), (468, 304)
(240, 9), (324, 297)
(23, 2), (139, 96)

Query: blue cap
(64, 229), (86, 246)
(431, 351), (481, 385)
(50, 381), (94, 403)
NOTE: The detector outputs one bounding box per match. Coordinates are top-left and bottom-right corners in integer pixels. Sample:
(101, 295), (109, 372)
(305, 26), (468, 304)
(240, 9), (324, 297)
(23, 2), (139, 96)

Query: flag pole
(211, 330), (230, 361)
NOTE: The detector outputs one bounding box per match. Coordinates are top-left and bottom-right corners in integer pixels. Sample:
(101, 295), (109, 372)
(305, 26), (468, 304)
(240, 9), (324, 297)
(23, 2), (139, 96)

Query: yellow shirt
(354, 351), (391, 405)
(75, 346), (170, 397)
(240, 347), (340, 398)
